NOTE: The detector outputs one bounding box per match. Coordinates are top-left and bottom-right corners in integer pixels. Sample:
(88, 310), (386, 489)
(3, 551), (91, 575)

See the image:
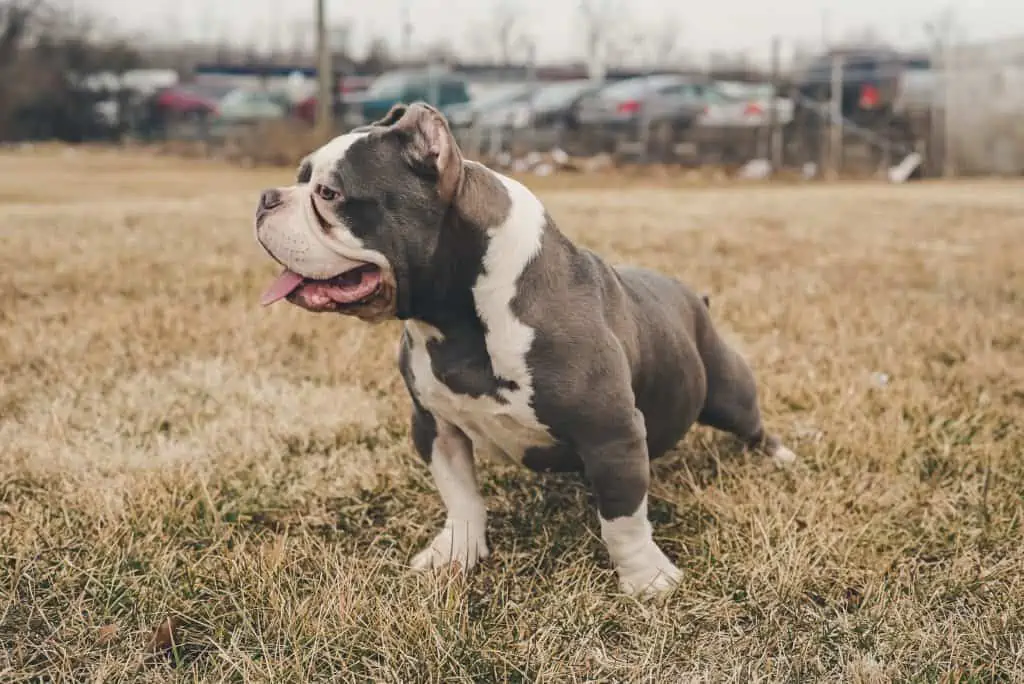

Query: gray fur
(255, 101), (792, 594)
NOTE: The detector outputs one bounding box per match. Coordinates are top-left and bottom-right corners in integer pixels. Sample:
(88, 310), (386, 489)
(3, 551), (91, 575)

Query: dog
(254, 102), (795, 598)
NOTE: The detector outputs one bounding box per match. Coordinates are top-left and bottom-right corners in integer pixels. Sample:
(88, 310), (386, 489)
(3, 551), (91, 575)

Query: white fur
(600, 495), (682, 598)
(474, 173), (548, 405)
(256, 130), (391, 279)
(309, 130), (370, 173)
(772, 445), (797, 465)
(404, 170), (555, 465)
(407, 170), (559, 572)
(405, 321), (554, 465)
(410, 421), (489, 571)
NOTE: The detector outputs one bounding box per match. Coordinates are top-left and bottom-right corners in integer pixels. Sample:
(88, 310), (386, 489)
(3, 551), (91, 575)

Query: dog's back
(609, 264), (760, 459)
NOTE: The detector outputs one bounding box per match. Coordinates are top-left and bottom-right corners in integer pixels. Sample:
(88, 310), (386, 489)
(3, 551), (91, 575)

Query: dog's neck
(405, 161), (558, 340)
(402, 162), (498, 331)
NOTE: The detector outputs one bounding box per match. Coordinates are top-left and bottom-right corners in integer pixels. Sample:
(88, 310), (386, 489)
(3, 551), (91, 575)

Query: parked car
(293, 75), (376, 126)
(443, 84), (537, 129)
(573, 74), (707, 155)
(447, 80), (599, 131)
(152, 83), (233, 120)
(344, 69), (471, 127)
(696, 82), (795, 129)
(795, 48), (931, 122)
(523, 79), (602, 130)
(685, 82), (795, 163)
(791, 48), (934, 169)
(214, 88), (290, 124)
(453, 79), (605, 153)
(142, 83), (234, 140)
(204, 87), (292, 141)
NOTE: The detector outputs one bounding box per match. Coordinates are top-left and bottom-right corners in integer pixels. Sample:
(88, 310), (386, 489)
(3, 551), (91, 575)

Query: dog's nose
(259, 189), (283, 211)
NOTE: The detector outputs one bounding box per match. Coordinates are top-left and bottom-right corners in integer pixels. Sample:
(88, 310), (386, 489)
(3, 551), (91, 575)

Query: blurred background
(1, 0), (1022, 180)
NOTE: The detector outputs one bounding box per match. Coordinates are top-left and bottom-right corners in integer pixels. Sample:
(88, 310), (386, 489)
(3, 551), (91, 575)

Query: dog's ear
(295, 155), (312, 184)
(373, 103), (409, 128)
(386, 101), (462, 201)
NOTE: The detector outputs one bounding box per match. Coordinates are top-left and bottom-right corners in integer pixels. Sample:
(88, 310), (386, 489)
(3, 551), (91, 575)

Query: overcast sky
(76, 0), (1021, 66)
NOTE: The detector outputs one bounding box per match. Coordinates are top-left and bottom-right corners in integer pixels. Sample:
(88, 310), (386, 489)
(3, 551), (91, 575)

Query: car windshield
(712, 82), (774, 101)
(471, 85), (534, 110)
(219, 89), (257, 107)
(182, 83), (234, 100)
(699, 86), (734, 104)
(531, 81), (593, 108)
(599, 75), (684, 99)
(366, 72), (413, 97)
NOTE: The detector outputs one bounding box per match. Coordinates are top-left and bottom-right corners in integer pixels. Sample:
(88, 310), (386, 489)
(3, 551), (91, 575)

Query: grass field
(2, 147), (1023, 681)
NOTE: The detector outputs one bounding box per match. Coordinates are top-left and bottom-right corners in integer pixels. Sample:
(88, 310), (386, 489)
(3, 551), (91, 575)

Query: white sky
(77, 0), (1022, 67)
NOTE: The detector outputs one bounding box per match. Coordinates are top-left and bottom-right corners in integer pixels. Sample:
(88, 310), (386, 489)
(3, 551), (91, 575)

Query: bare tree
(0, 0), (143, 141)
(839, 24), (890, 49)
(578, 0), (625, 77)
(423, 40), (457, 67)
(489, 0), (529, 65)
(615, 12), (683, 69)
(922, 6), (961, 57)
(0, 1), (37, 66)
(648, 12), (682, 68)
(0, 1), (51, 130)
(288, 20), (309, 62)
(360, 35), (394, 74)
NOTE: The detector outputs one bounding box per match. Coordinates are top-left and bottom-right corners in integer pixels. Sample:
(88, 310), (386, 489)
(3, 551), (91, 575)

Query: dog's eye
(315, 184), (340, 201)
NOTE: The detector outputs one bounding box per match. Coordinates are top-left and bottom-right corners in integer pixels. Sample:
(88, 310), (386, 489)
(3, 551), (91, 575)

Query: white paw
(614, 543), (682, 599)
(410, 519), (489, 572)
(772, 445), (798, 465)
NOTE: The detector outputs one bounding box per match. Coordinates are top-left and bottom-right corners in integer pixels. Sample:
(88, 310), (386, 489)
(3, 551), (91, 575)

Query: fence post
(768, 36), (784, 170)
(467, 121), (482, 161)
(314, 0), (333, 142)
(525, 41), (538, 153)
(826, 52), (844, 180)
(942, 40), (957, 177)
(638, 78), (652, 165)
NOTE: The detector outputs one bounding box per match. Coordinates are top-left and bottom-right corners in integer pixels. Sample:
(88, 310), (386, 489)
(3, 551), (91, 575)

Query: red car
(294, 75), (374, 125)
(153, 83), (234, 119)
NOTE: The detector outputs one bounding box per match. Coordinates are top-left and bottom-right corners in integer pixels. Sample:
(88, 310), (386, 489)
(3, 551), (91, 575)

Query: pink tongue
(319, 268), (382, 304)
(260, 269), (306, 306)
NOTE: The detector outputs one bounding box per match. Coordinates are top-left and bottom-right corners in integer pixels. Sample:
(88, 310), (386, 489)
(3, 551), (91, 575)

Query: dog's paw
(410, 519), (489, 572)
(754, 433), (798, 466)
(771, 444), (798, 465)
(614, 543), (682, 599)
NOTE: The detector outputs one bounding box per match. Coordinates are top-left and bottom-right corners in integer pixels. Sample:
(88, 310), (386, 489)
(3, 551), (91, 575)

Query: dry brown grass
(2, 148), (1023, 682)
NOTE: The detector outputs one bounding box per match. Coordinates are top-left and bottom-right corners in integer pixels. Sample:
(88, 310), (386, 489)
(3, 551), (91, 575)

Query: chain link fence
(65, 36), (1024, 181)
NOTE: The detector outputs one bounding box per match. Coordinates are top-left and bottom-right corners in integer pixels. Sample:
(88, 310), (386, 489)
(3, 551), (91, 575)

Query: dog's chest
(404, 322), (554, 463)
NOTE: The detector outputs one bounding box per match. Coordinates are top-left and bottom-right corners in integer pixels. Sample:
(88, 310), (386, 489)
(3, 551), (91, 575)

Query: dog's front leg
(583, 408), (682, 599)
(409, 412), (489, 572)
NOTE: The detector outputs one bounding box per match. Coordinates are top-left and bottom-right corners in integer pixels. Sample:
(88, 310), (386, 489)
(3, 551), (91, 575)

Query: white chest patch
(405, 172), (555, 463)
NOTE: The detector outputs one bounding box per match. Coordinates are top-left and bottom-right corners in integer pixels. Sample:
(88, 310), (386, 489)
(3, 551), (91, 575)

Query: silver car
(574, 74), (708, 153)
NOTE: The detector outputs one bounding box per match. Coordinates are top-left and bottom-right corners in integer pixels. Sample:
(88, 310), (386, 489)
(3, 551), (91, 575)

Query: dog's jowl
(254, 102), (796, 599)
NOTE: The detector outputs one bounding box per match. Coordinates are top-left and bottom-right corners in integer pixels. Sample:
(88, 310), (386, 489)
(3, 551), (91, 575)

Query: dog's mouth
(260, 263), (383, 309)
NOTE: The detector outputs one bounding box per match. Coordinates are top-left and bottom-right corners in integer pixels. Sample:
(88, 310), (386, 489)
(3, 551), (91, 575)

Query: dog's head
(254, 102), (475, 323)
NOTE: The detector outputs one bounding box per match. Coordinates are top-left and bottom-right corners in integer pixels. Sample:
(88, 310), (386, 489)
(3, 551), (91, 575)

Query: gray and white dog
(254, 102), (795, 598)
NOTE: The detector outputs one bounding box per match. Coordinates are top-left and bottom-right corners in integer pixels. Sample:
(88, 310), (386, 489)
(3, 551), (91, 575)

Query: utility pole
(826, 53), (844, 180)
(315, 0), (333, 142)
(768, 35), (783, 169)
(401, 0), (413, 63)
(941, 25), (957, 178)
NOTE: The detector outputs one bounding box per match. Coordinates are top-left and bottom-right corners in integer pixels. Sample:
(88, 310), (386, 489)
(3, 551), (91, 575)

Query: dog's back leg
(695, 331), (796, 465)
